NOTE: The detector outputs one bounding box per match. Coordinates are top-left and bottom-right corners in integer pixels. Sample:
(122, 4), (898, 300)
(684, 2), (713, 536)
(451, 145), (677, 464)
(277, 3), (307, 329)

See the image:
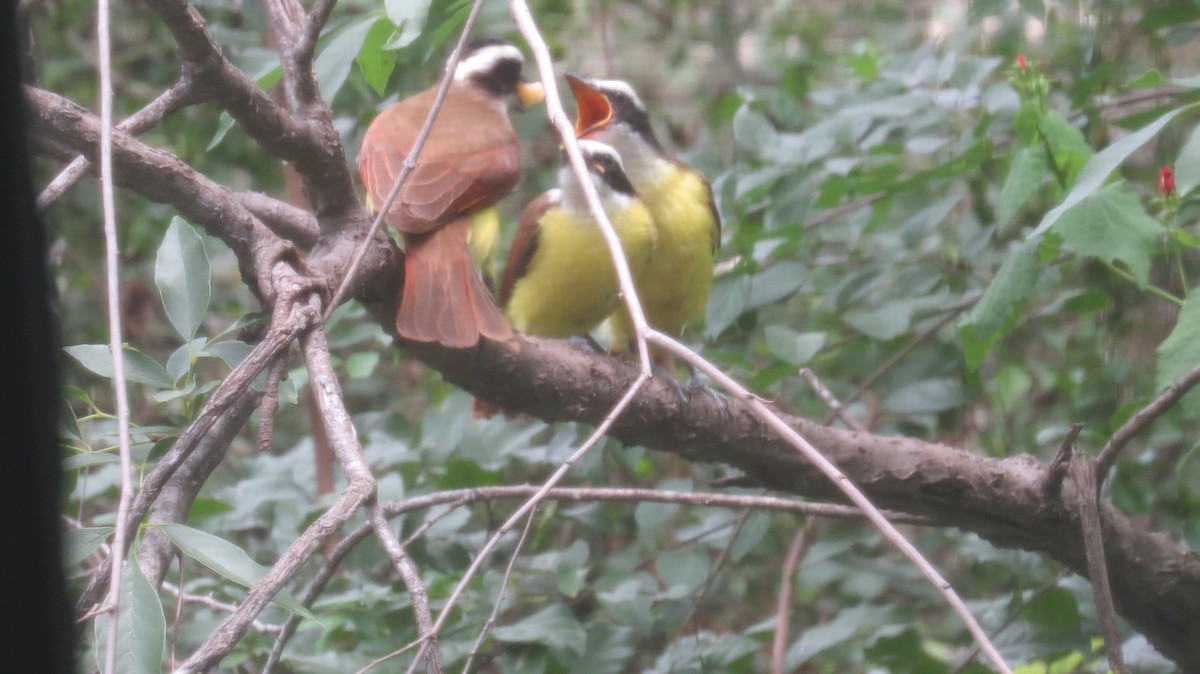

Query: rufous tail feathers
(396, 217), (512, 348)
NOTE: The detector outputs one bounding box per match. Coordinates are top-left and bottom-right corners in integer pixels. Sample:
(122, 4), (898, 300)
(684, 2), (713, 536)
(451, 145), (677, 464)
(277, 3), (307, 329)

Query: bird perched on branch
(566, 74), (720, 372)
(358, 38), (544, 349)
(472, 139), (655, 419)
(499, 139), (656, 338)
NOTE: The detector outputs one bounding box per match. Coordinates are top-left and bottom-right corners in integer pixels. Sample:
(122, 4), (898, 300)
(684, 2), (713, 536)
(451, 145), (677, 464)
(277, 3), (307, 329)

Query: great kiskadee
(565, 75), (720, 368)
(499, 139), (656, 337)
(358, 38), (545, 349)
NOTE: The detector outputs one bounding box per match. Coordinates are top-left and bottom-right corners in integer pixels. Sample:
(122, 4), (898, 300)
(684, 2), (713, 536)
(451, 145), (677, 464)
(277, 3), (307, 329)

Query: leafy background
(37, 0), (1200, 671)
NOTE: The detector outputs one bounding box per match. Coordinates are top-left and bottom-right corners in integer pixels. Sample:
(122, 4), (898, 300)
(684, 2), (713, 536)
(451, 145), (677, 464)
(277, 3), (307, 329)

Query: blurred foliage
(36, 0), (1200, 671)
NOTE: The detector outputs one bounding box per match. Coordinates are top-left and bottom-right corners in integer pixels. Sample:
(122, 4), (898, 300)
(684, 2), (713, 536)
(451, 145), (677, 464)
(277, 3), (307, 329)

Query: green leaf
(158, 524), (317, 620)
(1030, 103), (1199, 239)
(997, 146), (1046, 231)
(959, 240), (1040, 370)
(383, 0), (430, 50)
(764, 327), (825, 365)
(703, 274), (752, 340)
(64, 527), (113, 567)
(843, 300), (914, 341)
(1125, 68), (1166, 89)
(732, 105), (778, 155)
(492, 603), (588, 655)
(96, 558), (165, 674)
(346, 351), (381, 379)
(883, 378), (963, 415)
(1055, 182), (1163, 286)
(1174, 124), (1200, 196)
(356, 17), (396, 95)
(201, 340), (253, 369)
(63, 452), (120, 470)
(315, 17), (380, 103)
(156, 217), (210, 340)
(786, 604), (878, 667)
(1157, 294), (1200, 392)
(64, 344), (174, 389)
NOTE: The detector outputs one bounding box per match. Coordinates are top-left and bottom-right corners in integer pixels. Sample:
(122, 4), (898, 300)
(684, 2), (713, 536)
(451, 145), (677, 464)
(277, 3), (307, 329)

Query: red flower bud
(1016, 54), (1027, 70)
(1160, 166), (1176, 196)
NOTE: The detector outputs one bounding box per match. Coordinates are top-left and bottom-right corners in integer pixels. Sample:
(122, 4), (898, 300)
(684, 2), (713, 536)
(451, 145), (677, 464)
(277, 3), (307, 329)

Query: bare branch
(1070, 456), (1128, 674)
(645, 330), (1013, 673)
(138, 389), (260, 589)
(37, 76), (200, 210)
(834, 296), (977, 416)
(75, 288), (319, 615)
(143, 0), (359, 220)
(800, 367), (866, 432)
(1095, 359), (1200, 482)
(97, 0), (136, 665)
(461, 511), (536, 674)
(26, 86), (276, 263)
(160, 582), (282, 634)
(401, 373), (653, 674)
(295, 0), (338, 76)
(1043, 422), (1083, 499)
(771, 518), (818, 674)
(174, 301), (373, 674)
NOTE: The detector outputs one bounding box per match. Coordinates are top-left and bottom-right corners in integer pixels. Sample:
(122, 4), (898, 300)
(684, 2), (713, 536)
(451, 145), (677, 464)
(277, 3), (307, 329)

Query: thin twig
(948, 571), (1069, 674)
(160, 581), (282, 633)
(1043, 422), (1083, 499)
(395, 374), (652, 674)
(646, 329), (1014, 674)
(1095, 359), (1200, 483)
(366, 504), (442, 674)
(680, 510), (752, 634)
(96, 0), (135, 667)
(771, 518), (817, 674)
(800, 368), (866, 432)
(37, 77), (197, 210)
(306, 306), (440, 673)
(263, 501), (470, 673)
(1070, 455), (1128, 674)
(803, 193), (887, 231)
(833, 296), (977, 418)
(173, 300), (376, 674)
(257, 354), (289, 451)
(460, 509), (538, 674)
(323, 0), (488, 321)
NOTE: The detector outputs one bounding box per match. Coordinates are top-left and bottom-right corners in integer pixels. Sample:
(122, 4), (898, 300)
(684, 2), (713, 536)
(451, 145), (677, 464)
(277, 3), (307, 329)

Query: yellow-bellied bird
(500, 139), (656, 338)
(566, 75), (720, 370)
(358, 38), (545, 348)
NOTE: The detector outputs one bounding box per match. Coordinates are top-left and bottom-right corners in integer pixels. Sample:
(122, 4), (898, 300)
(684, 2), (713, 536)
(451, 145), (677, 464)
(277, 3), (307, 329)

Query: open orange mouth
(566, 74), (613, 137)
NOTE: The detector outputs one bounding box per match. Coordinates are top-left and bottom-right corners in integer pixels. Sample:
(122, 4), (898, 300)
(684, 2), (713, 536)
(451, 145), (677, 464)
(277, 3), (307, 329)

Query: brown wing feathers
(359, 84), (516, 347)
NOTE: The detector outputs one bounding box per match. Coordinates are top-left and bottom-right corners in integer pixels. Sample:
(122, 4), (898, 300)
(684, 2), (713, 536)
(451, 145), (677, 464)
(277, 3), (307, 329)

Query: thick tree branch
(142, 0), (359, 223)
(136, 389), (260, 589)
(37, 76), (202, 210)
(385, 326), (1200, 670)
(26, 86), (273, 264)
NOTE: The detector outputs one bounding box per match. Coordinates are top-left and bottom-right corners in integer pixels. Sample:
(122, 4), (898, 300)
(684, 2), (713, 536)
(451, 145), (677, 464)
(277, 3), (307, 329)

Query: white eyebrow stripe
(453, 45), (525, 82)
(576, 139), (625, 169)
(586, 78), (645, 110)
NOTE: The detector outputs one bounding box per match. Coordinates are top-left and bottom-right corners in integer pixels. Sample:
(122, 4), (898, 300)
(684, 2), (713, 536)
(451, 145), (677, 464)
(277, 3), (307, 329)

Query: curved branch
(25, 86), (274, 262)
(37, 76), (202, 210)
(143, 0), (359, 222)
